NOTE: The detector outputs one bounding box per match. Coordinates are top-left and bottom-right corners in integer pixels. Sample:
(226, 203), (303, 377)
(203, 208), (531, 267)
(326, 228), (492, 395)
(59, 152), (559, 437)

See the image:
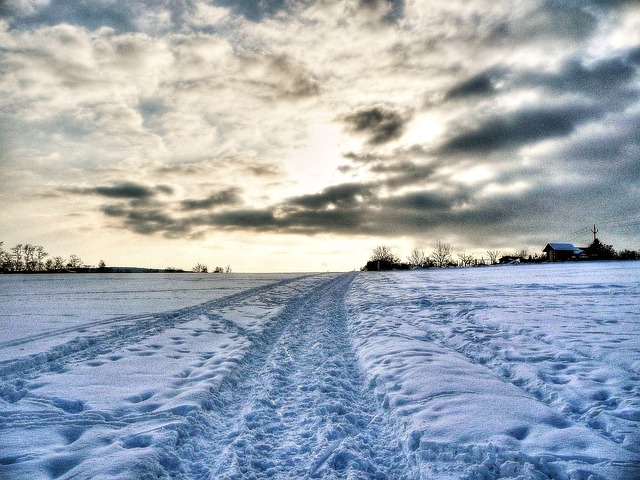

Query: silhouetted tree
(23, 244), (36, 271)
(431, 240), (452, 268)
(165, 266), (185, 272)
(365, 245), (403, 271)
(97, 259), (111, 272)
(35, 245), (48, 271)
(52, 256), (66, 271)
(616, 249), (639, 260)
(370, 245), (399, 263)
(11, 244), (24, 272)
(67, 254), (83, 270)
(457, 252), (475, 267)
(0, 242), (6, 272)
(585, 239), (615, 260)
(192, 263), (208, 273)
(515, 249), (528, 260)
(486, 250), (500, 265)
(407, 246), (428, 268)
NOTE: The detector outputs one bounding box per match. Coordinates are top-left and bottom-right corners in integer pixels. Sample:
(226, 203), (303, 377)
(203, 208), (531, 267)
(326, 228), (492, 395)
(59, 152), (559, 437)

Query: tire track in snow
(1, 274), (351, 478)
(171, 273), (415, 480)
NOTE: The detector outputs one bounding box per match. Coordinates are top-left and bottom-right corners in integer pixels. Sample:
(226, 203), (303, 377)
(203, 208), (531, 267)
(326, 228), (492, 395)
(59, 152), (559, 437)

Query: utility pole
(591, 224), (598, 242)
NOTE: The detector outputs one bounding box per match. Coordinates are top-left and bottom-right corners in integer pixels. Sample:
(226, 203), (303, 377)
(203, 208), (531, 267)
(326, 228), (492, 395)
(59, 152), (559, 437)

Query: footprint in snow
(58, 425), (87, 445)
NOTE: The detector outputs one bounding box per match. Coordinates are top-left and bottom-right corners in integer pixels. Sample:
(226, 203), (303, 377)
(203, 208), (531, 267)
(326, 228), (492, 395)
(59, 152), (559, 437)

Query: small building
(543, 243), (585, 262)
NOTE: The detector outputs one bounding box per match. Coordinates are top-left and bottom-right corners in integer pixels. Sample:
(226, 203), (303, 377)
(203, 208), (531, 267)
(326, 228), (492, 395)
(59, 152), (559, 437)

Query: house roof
(543, 243), (583, 253)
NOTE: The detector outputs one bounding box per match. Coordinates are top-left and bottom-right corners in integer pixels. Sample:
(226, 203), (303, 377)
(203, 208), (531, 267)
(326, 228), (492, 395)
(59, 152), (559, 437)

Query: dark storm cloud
(443, 44), (640, 108)
(100, 203), (278, 237)
(180, 188), (242, 210)
(434, 46), (639, 160)
(209, 207), (366, 235)
(261, 183), (516, 237)
(537, 109), (640, 186)
(342, 146), (441, 190)
(64, 182), (172, 199)
(207, 209), (277, 229)
(101, 203), (183, 236)
(278, 208), (368, 234)
(286, 183), (376, 210)
(626, 46), (640, 65)
(525, 53), (640, 101)
(0, 2), (19, 17)
(440, 103), (603, 153)
(445, 69), (503, 99)
(343, 106), (411, 145)
(382, 191), (460, 211)
(86, 170), (633, 243)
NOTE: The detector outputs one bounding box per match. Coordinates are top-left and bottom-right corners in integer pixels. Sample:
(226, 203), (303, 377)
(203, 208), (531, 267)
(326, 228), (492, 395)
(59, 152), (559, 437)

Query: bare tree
(457, 252), (475, 267)
(0, 242), (6, 272)
(370, 245), (398, 263)
(515, 249), (528, 260)
(192, 263), (208, 273)
(53, 256), (66, 271)
(35, 245), (48, 271)
(366, 245), (401, 271)
(407, 246), (428, 268)
(431, 240), (452, 268)
(23, 244), (36, 271)
(67, 254), (83, 269)
(486, 250), (500, 265)
(11, 244), (24, 271)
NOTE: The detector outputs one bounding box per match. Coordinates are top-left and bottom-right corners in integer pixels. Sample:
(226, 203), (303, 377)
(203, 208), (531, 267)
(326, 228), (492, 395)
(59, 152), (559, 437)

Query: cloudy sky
(1, 0), (639, 271)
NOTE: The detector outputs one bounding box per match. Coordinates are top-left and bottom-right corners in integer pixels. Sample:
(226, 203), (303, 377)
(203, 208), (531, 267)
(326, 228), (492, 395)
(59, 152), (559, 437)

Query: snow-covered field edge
(1, 263), (639, 479)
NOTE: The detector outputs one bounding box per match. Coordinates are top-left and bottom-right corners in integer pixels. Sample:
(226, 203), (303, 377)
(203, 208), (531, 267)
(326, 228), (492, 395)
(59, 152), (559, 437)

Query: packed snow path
(174, 272), (411, 479)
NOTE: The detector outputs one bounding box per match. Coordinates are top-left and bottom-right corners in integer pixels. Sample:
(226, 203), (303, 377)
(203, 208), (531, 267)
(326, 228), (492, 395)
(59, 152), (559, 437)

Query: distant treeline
(0, 241), (229, 274)
(363, 238), (639, 271)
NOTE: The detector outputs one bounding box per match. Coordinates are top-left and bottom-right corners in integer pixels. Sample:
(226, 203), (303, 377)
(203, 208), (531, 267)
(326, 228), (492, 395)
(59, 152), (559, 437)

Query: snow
(1, 263), (639, 479)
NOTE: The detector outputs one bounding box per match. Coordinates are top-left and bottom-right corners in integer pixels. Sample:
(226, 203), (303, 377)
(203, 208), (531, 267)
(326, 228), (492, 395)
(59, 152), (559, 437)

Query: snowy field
(0, 264), (639, 479)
